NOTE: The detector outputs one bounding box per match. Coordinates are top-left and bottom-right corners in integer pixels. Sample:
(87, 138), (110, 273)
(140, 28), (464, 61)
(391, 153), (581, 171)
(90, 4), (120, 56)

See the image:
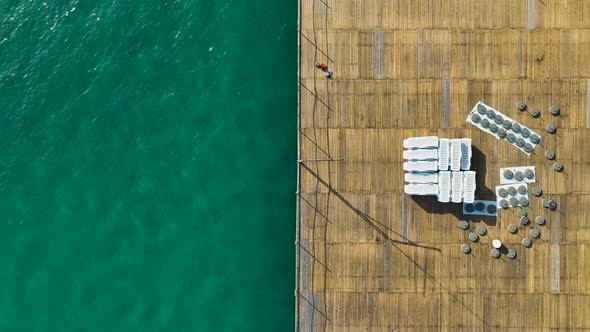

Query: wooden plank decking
(296, 0), (590, 330)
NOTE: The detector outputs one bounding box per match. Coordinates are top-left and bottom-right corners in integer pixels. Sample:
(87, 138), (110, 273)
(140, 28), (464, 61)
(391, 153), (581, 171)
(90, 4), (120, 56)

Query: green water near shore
(0, 0), (295, 330)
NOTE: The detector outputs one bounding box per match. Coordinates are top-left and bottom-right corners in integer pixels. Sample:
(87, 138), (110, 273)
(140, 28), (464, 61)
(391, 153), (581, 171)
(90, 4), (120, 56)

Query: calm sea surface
(0, 0), (295, 330)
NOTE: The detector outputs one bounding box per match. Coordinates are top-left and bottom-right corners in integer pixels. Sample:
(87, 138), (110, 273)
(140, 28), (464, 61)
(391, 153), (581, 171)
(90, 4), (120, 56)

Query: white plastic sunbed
(403, 149), (438, 160)
(404, 183), (439, 196)
(462, 171), (476, 203)
(449, 139), (462, 171)
(403, 136), (439, 149)
(437, 171), (451, 203)
(404, 172), (439, 184)
(438, 138), (449, 170)
(451, 171), (463, 203)
(403, 161), (438, 172)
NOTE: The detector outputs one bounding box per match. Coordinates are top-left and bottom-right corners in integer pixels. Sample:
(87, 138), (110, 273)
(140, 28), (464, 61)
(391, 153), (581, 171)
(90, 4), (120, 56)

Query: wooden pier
(296, 0), (590, 330)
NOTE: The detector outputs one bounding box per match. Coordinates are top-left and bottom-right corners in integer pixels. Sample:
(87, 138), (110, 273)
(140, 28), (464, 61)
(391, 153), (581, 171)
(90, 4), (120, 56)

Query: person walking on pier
(315, 63), (328, 70)
(315, 63), (333, 79)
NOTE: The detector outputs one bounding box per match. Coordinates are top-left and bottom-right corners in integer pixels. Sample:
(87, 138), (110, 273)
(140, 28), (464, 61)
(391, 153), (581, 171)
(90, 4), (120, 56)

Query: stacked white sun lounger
(403, 161), (438, 172)
(403, 136), (440, 196)
(404, 183), (439, 196)
(405, 172), (439, 184)
(449, 139), (462, 171)
(403, 136), (439, 149)
(451, 171), (463, 203)
(438, 138), (449, 171)
(437, 171), (451, 203)
(462, 171), (476, 203)
(403, 149), (438, 160)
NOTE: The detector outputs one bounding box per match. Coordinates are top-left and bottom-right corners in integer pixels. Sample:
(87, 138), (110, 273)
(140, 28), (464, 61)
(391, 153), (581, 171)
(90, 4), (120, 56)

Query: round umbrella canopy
(486, 109), (495, 119)
(522, 238), (532, 248)
(508, 224), (518, 234)
(507, 187), (517, 196)
(511, 122), (521, 132)
(461, 244), (471, 254)
(492, 239), (502, 249)
(477, 104), (487, 114)
(507, 249), (517, 259)
(477, 226), (487, 236)
(499, 199), (510, 209)
(498, 188), (508, 197)
(459, 220), (469, 230)
(491, 248), (501, 258)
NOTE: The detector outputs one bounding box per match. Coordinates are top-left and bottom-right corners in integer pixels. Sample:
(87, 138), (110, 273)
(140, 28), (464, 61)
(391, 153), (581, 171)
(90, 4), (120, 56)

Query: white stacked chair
(437, 171), (451, 203)
(438, 138), (449, 170)
(451, 171), (463, 203)
(462, 171), (476, 203)
(405, 172), (439, 184)
(450, 139), (462, 171)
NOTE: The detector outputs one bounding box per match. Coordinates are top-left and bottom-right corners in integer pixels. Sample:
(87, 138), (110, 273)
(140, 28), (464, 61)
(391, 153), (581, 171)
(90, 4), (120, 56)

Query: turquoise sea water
(0, 1), (295, 330)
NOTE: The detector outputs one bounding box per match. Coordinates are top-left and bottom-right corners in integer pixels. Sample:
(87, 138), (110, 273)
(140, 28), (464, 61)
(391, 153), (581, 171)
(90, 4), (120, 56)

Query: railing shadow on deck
(300, 162), (439, 251)
(300, 161), (490, 329)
